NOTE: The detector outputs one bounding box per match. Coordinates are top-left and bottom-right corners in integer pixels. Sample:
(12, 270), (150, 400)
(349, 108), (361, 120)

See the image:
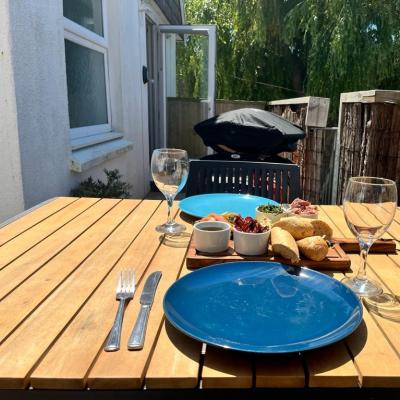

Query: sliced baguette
(310, 220), (333, 240)
(297, 236), (329, 261)
(271, 227), (300, 264)
(272, 217), (314, 240)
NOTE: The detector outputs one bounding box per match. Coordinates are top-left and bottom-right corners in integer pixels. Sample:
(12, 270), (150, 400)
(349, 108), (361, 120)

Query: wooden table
(1, 197), (400, 399)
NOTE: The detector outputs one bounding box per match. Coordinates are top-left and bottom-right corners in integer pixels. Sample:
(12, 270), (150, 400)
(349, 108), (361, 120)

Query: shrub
(71, 169), (132, 198)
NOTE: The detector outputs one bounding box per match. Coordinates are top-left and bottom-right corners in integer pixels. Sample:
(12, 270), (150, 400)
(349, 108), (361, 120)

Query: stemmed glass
(342, 177), (397, 297)
(151, 148), (189, 234)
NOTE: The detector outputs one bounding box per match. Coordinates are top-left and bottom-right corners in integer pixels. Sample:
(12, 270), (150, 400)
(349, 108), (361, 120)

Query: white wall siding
(115, 0), (149, 197)
(0, 0), (153, 222)
(7, 0), (71, 210)
(0, 1), (26, 221)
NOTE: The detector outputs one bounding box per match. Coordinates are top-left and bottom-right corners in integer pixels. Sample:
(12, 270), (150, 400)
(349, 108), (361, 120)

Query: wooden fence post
(335, 90), (400, 204)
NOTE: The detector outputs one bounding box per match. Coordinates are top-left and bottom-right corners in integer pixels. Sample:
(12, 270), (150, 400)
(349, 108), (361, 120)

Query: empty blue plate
(179, 193), (279, 218)
(164, 261), (363, 353)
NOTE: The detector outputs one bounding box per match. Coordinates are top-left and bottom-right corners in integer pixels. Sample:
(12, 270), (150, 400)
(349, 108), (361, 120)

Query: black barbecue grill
(194, 108), (305, 162)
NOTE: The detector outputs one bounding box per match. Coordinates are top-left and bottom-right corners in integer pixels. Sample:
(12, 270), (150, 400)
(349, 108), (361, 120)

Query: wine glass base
(341, 276), (383, 297)
(156, 222), (186, 234)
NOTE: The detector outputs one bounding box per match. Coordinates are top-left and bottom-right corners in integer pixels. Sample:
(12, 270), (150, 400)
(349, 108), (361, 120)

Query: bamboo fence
(336, 90), (400, 203)
(267, 97), (335, 204)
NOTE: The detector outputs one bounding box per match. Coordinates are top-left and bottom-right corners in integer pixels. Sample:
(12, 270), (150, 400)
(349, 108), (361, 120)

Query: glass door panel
(159, 25), (216, 159)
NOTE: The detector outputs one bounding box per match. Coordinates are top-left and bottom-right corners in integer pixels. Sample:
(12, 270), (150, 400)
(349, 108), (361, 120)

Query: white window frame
(63, 0), (112, 141)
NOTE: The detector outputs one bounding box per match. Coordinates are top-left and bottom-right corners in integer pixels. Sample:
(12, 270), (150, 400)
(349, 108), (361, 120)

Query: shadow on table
(363, 293), (400, 322)
(157, 212), (195, 248)
(165, 320), (202, 362)
(345, 319), (368, 356)
(179, 211), (197, 225)
(160, 232), (192, 248)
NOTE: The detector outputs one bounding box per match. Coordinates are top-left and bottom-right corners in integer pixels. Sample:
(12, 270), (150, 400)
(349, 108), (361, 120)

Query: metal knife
(127, 271), (162, 350)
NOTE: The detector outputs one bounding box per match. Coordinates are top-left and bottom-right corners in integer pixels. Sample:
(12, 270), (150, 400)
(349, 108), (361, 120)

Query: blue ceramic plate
(179, 193), (279, 218)
(164, 262), (363, 353)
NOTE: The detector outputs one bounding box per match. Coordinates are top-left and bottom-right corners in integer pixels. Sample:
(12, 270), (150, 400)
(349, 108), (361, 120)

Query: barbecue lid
(194, 108), (305, 156)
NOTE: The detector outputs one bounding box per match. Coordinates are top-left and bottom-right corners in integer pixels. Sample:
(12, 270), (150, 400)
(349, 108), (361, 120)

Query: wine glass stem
(357, 241), (371, 281)
(166, 196), (174, 225)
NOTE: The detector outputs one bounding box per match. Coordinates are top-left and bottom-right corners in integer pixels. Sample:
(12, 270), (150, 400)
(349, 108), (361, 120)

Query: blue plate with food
(179, 193), (279, 218)
(164, 261), (363, 353)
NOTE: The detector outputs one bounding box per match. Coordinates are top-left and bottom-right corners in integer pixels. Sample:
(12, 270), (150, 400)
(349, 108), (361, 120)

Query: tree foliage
(180, 0), (304, 101)
(286, 0), (400, 118)
(181, 0), (400, 121)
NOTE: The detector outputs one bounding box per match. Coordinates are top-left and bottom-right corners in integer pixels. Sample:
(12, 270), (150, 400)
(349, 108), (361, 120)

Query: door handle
(142, 66), (148, 84)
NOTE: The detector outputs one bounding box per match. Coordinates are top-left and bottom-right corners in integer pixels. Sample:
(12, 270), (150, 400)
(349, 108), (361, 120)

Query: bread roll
(271, 227), (300, 264)
(297, 236), (329, 261)
(272, 217), (314, 240)
(310, 219), (333, 240)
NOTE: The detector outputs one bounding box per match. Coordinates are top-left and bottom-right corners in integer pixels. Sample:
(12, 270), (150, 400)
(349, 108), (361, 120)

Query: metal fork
(104, 270), (135, 352)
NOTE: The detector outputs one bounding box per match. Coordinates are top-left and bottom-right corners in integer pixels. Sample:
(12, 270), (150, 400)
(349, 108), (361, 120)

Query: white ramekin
(193, 221), (231, 253)
(233, 228), (270, 256)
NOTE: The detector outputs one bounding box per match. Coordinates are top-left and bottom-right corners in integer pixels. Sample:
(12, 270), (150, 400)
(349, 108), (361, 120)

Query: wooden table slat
(145, 230), (202, 390)
(0, 197), (79, 246)
(30, 200), (168, 389)
(254, 354), (305, 388)
(305, 341), (360, 388)
(344, 203), (392, 239)
(351, 204), (400, 248)
(0, 199), (151, 389)
(362, 205), (400, 242)
(325, 204), (400, 388)
(336, 260), (400, 388)
(317, 207), (345, 238)
(355, 254), (400, 356)
(346, 303), (400, 387)
(201, 346), (253, 389)
(0, 199), (131, 345)
(0, 197), (99, 271)
(300, 210), (361, 388)
(0, 198), (120, 302)
(145, 320), (202, 389)
(393, 208), (400, 225)
(388, 253), (400, 269)
(86, 204), (191, 390)
(321, 268), (400, 388)
(319, 206), (354, 238)
(0, 199), (399, 393)
(364, 254), (400, 298)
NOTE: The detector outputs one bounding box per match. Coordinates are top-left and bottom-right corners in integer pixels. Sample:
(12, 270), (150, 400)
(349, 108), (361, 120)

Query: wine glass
(151, 148), (189, 234)
(342, 177), (397, 297)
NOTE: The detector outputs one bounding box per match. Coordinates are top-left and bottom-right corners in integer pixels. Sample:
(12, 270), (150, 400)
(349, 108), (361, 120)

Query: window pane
(65, 40), (108, 128)
(63, 0), (103, 36)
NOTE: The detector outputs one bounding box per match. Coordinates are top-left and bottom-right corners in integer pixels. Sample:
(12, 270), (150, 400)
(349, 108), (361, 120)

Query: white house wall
(6, 0), (72, 212)
(0, 0), (25, 222)
(0, 0), (153, 222)
(116, 0), (149, 199)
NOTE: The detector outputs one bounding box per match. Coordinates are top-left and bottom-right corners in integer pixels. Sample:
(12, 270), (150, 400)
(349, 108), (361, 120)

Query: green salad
(257, 204), (284, 214)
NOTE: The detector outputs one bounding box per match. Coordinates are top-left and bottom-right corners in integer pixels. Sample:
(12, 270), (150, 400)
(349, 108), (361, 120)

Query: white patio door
(158, 25), (216, 159)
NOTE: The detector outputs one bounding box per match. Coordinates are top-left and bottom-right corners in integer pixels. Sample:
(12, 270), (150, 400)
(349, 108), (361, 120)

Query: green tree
(181, 0), (400, 122)
(286, 0), (400, 119)
(180, 0), (304, 101)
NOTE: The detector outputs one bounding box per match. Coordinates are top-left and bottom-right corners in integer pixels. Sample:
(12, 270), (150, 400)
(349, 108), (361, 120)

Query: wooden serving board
(186, 238), (351, 270)
(331, 238), (397, 253)
(186, 236), (397, 270)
